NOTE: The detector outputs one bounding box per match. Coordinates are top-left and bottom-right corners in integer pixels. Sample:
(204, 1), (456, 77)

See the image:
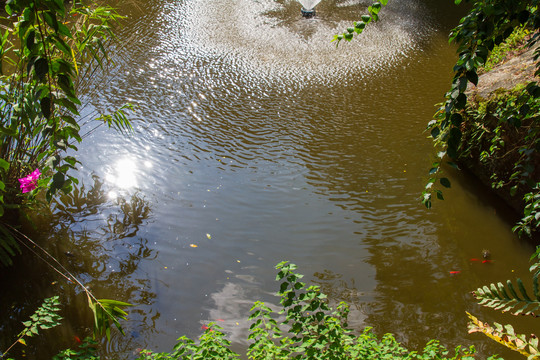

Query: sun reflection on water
(106, 158), (139, 197)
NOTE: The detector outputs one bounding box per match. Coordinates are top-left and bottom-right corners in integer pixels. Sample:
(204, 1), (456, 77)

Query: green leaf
(34, 58), (49, 81)
(43, 11), (59, 32)
(355, 21), (366, 30)
(450, 113), (462, 126)
(440, 178), (451, 188)
(52, 172), (65, 189)
(25, 29), (35, 51)
(466, 71), (478, 86)
(0, 159), (10, 171)
(40, 96), (52, 119)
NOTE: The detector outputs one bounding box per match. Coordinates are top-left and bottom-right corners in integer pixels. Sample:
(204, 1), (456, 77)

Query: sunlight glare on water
(106, 157), (139, 193)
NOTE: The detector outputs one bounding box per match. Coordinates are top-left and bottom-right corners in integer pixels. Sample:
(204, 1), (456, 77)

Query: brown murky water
(1, 0), (538, 359)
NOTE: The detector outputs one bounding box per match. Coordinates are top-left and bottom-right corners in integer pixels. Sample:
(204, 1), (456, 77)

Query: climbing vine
(337, 0), (540, 236)
(423, 0), (540, 236)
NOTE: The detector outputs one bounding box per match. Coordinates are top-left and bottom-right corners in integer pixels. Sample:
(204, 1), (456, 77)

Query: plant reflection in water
(0, 175), (158, 358)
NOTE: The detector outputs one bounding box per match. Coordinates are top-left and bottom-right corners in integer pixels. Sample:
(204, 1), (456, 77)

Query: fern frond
(2, 297), (63, 357)
(467, 312), (540, 359)
(473, 278), (540, 316)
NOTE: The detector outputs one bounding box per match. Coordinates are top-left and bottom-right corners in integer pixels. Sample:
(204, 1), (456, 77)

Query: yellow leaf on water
(190, 244), (198, 248)
(206, 233), (211, 239)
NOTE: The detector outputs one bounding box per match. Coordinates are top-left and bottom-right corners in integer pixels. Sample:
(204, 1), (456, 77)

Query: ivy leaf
(466, 70), (478, 86)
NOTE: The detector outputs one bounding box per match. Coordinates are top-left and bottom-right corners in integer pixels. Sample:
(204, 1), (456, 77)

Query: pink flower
(18, 168), (41, 193)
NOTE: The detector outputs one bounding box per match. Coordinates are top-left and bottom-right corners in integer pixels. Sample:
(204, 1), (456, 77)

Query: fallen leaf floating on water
(190, 244), (198, 248)
(450, 271), (461, 275)
(206, 233), (211, 239)
(482, 260), (493, 263)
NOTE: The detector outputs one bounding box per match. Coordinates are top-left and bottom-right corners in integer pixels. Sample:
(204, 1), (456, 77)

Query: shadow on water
(0, 176), (158, 359)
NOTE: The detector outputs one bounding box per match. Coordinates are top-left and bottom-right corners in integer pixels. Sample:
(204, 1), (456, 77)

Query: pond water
(1, 0), (538, 359)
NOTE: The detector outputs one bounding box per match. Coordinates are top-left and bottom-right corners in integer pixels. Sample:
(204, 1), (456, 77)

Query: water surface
(1, 0), (537, 359)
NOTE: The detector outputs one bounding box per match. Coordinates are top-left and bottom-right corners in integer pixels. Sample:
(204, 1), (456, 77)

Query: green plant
(0, 296), (107, 360)
(332, 0), (388, 46)
(1, 296), (62, 358)
(452, 83), (540, 236)
(334, 0), (540, 237)
(1, 224), (132, 352)
(52, 338), (100, 360)
(467, 247), (540, 358)
(481, 26), (530, 73)
(88, 298), (131, 341)
(137, 262), (493, 360)
(0, 0), (133, 266)
(422, 0), (540, 228)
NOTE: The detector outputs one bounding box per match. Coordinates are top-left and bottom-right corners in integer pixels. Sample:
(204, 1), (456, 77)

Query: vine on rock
(423, 0), (540, 236)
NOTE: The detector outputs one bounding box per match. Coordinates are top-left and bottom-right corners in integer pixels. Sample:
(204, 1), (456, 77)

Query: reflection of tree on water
(312, 269), (364, 308)
(311, 269), (369, 330)
(0, 175), (158, 359)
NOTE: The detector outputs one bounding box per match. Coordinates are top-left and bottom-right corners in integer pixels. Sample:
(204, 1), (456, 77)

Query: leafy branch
(468, 247), (540, 358)
(423, 0), (539, 215)
(332, 0), (388, 46)
(1, 296), (62, 358)
(473, 278), (540, 316)
(473, 236), (540, 318)
(88, 298), (131, 341)
(467, 312), (539, 359)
